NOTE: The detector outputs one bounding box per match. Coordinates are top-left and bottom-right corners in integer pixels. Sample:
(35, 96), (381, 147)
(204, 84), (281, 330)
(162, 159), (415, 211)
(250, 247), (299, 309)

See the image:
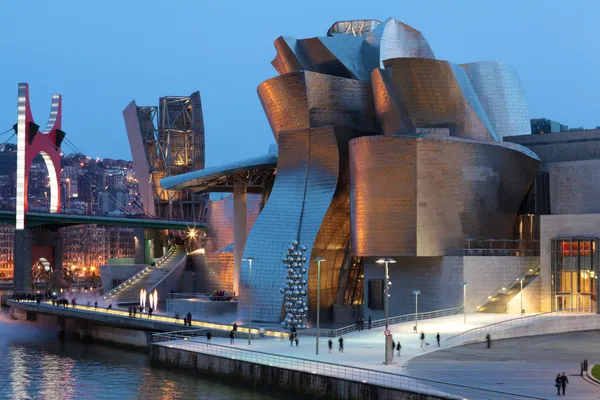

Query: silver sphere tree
(279, 240), (308, 329)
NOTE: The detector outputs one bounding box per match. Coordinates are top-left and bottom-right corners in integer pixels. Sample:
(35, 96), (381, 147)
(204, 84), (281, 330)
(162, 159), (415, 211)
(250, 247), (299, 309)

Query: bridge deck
(0, 210), (205, 230)
(6, 300), (284, 338)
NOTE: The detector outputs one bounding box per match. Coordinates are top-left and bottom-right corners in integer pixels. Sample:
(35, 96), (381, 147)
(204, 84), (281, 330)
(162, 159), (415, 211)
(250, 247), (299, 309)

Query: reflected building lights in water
(10, 347), (29, 399)
(40, 352), (76, 400)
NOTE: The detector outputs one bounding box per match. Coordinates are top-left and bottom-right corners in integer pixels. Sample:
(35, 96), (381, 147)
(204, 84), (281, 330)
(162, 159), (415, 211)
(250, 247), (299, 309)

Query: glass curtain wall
(551, 238), (598, 311)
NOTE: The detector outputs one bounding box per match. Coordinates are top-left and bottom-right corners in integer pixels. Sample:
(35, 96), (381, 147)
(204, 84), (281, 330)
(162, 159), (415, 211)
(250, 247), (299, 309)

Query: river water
(0, 307), (293, 400)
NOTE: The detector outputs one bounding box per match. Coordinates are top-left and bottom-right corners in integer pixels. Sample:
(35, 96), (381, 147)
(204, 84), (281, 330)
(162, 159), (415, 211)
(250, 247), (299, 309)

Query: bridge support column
(13, 230), (32, 292)
(13, 229), (62, 292)
(233, 181), (247, 295)
(133, 227), (145, 264)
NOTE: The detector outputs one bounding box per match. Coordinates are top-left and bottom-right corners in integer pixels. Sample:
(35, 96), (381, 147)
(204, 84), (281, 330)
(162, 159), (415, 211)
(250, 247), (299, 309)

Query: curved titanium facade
(461, 62), (531, 140)
(258, 71), (377, 143)
(372, 58), (494, 140)
(239, 127), (339, 322)
(238, 127), (365, 323)
(362, 17), (435, 73)
(350, 135), (540, 257)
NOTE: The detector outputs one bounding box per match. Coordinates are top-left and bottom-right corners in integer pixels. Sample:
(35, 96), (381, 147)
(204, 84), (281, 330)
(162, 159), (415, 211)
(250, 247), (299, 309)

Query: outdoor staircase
(477, 265), (540, 313)
(102, 245), (187, 305)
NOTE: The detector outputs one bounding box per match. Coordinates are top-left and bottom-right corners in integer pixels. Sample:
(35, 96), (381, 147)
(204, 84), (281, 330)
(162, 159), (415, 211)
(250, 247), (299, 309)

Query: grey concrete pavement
(407, 331), (600, 399)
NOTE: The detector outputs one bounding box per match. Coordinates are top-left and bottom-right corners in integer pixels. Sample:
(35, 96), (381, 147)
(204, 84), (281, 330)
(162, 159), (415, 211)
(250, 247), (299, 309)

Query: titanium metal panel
(350, 135), (540, 257)
(238, 127), (348, 323)
(461, 62), (531, 140)
(258, 71), (377, 143)
(362, 17), (435, 73)
(271, 36), (312, 75)
(373, 58), (494, 140)
(302, 36), (370, 81)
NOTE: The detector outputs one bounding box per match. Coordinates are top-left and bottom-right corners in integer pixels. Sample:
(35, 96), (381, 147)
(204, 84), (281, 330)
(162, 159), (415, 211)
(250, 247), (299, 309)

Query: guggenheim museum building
(161, 17), (599, 325)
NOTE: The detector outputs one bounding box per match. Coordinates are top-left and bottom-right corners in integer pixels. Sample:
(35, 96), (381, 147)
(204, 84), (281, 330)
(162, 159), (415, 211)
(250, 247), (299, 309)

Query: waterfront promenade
(5, 299), (286, 338)
(153, 314), (539, 399)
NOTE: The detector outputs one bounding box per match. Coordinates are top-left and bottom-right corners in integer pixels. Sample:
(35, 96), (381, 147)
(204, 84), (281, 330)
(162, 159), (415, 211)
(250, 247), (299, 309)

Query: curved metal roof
(160, 152), (278, 191)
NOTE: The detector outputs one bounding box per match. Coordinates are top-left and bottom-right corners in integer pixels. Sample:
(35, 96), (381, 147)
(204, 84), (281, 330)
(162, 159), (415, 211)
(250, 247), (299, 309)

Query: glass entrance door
(578, 294), (592, 312)
(555, 294), (571, 311)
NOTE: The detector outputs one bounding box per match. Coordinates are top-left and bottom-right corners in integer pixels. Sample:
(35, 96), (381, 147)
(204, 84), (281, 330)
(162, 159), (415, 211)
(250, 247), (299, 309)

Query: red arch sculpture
(16, 83), (65, 229)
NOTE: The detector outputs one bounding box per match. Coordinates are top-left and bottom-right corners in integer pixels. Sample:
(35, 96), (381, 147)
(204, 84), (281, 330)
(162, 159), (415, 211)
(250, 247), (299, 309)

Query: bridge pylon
(14, 84), (66, 292)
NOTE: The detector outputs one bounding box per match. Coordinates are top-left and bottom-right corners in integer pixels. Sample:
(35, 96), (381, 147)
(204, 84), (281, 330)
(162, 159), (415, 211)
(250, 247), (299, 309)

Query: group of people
(51, 298), (75, 308)
(327, 337), (344, 353)
(12, 291), (53, 302)
(419, 332), (442, 348)
(355, 316), (373, 331)
(128, 305), (153, 318)
(183, 312), (193, 326)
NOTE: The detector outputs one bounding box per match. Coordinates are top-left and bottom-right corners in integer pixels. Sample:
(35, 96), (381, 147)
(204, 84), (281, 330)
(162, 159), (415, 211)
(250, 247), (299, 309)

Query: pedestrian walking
(420, 332), (425, 348)
(183, 316), (188, 326)
(338, 336), (344, 353)
(94, 301), (98, 310)
(436, 333), (440, 347)
(485, 333), (491, 349)
(107, 303), (112, 310)
(391, 340), (395, 357)
(560, 372), (568, 395)
(359, 317), (364, 331)
(289, 333), (294, 346)
(396, 341), (401, 356)
(148, 307), (153, 318)
(133, 306), (137, 318)
(328, 339), (333, 354)
(206, 331), (212, 343)
(128, 306), (132, 317)
(71, 298), (76, 308)
(368, 316), (372, 330)
(187, 312), (192, 326)
(229, 330), (235, 344)
(555, 374), (561, 395)
(295, 334), (299, 347)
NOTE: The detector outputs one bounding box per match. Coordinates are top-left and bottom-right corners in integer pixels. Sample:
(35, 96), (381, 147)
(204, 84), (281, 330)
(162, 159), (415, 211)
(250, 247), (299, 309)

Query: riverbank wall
(149, 344), (445, 400)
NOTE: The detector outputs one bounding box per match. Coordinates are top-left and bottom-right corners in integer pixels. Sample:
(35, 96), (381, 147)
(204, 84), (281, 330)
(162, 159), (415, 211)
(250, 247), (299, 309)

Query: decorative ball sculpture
(280, 240), (309, 329)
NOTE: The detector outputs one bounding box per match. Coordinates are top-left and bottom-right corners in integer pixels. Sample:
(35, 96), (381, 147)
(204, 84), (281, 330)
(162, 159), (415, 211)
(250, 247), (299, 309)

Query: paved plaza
(407, 331), (600, 399)
(195, 313), (516, 371)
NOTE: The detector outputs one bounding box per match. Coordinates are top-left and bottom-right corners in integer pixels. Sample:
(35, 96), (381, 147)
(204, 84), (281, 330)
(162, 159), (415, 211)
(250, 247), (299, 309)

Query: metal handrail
(151, 331), (540, 399)
(102, 246), (177, 300)
(328, 307), (463, 337)
(171, 292), (236, 302)
(475, 263), (541, 311)
(145, 247), (188, 297)
(445, 308), (595, 348)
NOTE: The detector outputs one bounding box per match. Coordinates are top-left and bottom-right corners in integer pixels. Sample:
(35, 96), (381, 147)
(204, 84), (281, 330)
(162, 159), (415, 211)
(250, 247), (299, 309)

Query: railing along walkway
(445, 308), (596, 347)
(152, 331), (541, 399)
(327, 307), (463, 337)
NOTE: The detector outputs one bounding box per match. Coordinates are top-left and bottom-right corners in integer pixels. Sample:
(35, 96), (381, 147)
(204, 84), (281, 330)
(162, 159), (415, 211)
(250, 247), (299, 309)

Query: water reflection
(0, 308), (288, 400)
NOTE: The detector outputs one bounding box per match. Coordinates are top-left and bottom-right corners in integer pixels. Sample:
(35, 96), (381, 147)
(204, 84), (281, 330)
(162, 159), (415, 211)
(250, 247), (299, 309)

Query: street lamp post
(376, 258), (396, 330)
(242, 257), (255, 345)
(313, 257), (325, 355)
(462, 282), (468, 324)
(413, 290), (421, 331)
(518, 276), (525, 315)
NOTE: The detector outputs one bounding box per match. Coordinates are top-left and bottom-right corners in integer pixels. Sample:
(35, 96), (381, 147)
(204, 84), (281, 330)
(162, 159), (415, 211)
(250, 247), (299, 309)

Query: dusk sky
(0, 0), (598, 166)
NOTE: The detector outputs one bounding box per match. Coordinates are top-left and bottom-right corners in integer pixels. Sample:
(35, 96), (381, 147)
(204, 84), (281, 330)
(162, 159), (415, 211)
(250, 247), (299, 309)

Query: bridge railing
(151, 331), (540, 399)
